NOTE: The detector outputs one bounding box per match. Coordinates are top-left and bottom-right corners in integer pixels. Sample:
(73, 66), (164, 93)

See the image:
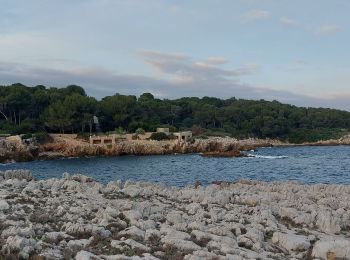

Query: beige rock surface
(1, 170), (350, 259)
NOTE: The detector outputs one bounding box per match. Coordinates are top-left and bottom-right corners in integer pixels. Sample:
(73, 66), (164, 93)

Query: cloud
(280, 17), (299, 28)
(292, 59), (307, 65)
(315, 25), (341, 35)
(203, 57), (228, 65)
(139, 50), (258, 83)
(241, 9), (270, 23)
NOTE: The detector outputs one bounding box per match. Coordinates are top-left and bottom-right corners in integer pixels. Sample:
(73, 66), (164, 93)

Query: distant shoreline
(0, 133), (349, 164)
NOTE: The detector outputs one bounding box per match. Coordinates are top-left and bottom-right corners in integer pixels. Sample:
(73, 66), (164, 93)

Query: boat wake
(246, 154), (288, 159)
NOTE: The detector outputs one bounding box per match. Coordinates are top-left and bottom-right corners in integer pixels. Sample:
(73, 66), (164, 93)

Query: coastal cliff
(1, 170), (350, 259)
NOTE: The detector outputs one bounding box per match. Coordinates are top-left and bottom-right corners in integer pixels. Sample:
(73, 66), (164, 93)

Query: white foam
(247, 154), (288, 159)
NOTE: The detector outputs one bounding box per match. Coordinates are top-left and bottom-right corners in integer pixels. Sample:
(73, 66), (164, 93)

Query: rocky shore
(1, 170), (350, 259)
(0, 135), (263, 163)
(1, 134), (349, 163)
(39, 135), (280, 161)
(0, 138), (39, 163)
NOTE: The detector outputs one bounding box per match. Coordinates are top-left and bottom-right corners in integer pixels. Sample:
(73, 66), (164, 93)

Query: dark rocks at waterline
(1, 170), (350, 259)
(201, 150), (246, 158)
(37, 151), (66, 160)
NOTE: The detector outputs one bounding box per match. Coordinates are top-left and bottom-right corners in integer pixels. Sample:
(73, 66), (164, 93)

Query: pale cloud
(241, 9), (270, 23)
(139, 50), (258, 84)
(280, 17), (299, 28)
(293, 59), (307, 65)
(203, 57), (228, 65)
(315, 25), (341, 35)
(139, 50), (189, 62)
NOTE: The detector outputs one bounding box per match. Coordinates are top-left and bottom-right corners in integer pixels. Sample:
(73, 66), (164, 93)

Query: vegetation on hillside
(0, 83), (349, 143)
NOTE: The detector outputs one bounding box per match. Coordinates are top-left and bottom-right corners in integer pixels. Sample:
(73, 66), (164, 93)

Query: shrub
(187, 137), (196, 144)
(150, 132), (169, 141)
(115, 127), (125, 135)
(21, 133), (33, 140)
(135, 128), (146, 135)
(195, 135), (208, 140)
(168, 133), (177, 140)
(77, 132), (90, 141)
(34, 132), (51, 144)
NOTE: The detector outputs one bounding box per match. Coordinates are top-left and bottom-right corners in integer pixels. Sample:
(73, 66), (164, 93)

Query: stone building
(89, 127), (192, 145)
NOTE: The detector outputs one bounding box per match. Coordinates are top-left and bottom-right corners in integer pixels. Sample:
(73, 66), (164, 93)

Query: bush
(168, 133), (177, 140)
(135, 128), (146, 135)
(150, 132), (169, 141)
(187, 137), (196, 144)
(21, 133), (33, 140)
(115, 127), (125, 135)
(34, 132), (51, 144)
(77, 132), (91, 141)
(195, 135), (209, 140)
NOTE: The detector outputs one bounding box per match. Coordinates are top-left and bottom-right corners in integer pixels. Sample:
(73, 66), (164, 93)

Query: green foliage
(0, 84), (349, 143)
(114, 127), (125, 135)
(288, 128), (346, 143)
(168, 133), (177, 140)
(135, 128), (146, 135)
(77, 132), (91, 141)
(34, 132), (51, 144)
(195, 135), (209, 140)
(21, 133), (33, 139)
(150, 132), (169, 141)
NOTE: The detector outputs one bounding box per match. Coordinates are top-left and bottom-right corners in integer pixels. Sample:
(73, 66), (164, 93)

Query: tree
(62, 94), (97, 133)
(0, 83), (349, 143)
(41, 101), (73, 133)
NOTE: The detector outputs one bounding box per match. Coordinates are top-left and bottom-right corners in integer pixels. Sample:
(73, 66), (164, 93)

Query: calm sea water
(1, 146), (349, 187)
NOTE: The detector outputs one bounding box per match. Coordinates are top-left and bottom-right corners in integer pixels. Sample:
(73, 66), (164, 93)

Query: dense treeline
(0, 83), (349, 143)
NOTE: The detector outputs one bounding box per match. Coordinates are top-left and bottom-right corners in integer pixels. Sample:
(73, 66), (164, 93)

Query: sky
(0, 0), (349, 110)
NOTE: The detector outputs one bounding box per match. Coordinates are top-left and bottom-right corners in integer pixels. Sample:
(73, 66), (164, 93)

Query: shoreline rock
(201, 150), (246, 158)
(1, 134), (350, 163)
(1, 170), (350, 259)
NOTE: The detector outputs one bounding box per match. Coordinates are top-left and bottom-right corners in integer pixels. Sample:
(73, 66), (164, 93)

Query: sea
(1, 146), (349, 187)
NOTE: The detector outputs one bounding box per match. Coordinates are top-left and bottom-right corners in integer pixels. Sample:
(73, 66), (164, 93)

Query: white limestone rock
(160, 226), (191, 240)
(1, 225), (35, 239)
(3, 235), (36, 259)
(2, 170), (32, 181)
(0, 199), (9, 210)
(184, 250), (220, 260)
(67, 239), (91, 251)
(75, 250), (102, 260)
(119, 226), (146, 240)
(38, 248), (64, 259)
(161, 238), (201, 252)
(105, 180), (122, 192)
(316, 210), (341, 234)
(312, 237), (350, 259)
(42, 231), (74, 244)
(272, 232), (310, 252)
(2, 173), (350, 259)
(111, 239), (151, 252)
